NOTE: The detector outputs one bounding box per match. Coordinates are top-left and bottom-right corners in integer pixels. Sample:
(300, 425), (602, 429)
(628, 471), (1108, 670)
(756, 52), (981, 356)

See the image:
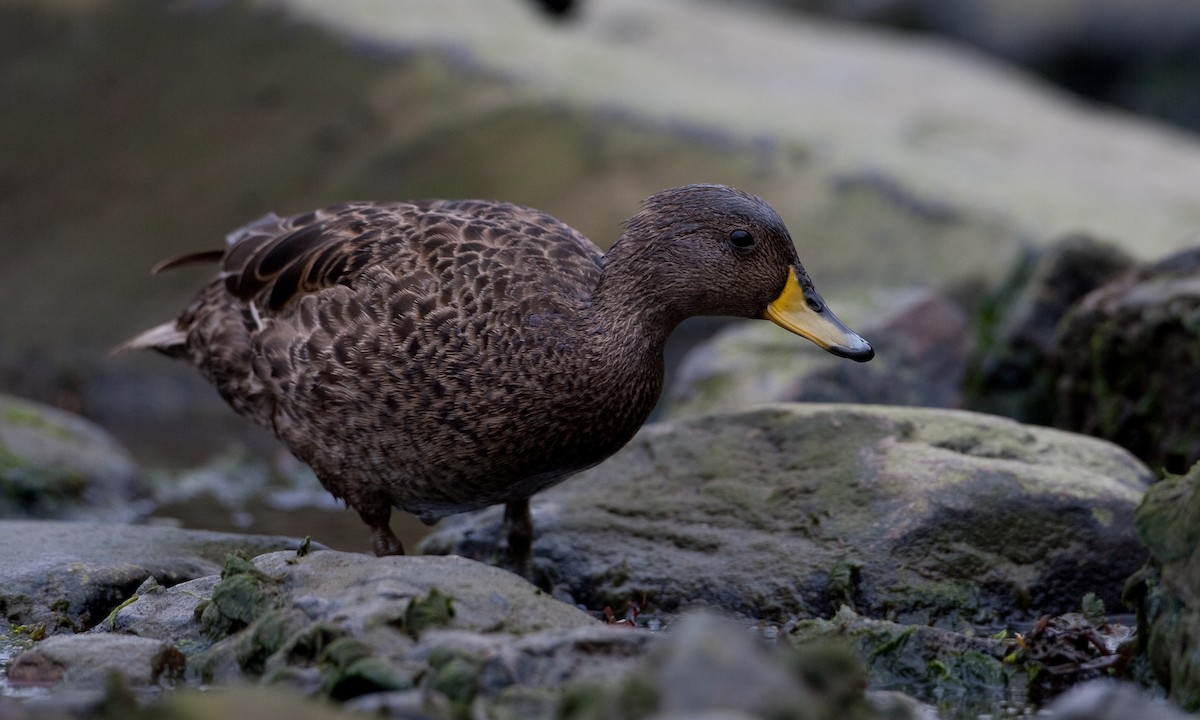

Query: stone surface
(557, 613), (915, 720)
(1042, 679), (1196, 720)
(794, 604), (1140, 714)
(423, 404), (1152, 626)
(0, 394), (149, 522)
(7, 634), (184, 690)
(90, 549), (666, 717)
(793, 606), (1011, 716)
(1054, 248), (1200, 475)
(664, 288), (970, 419)
(0, 521), (308, 633)
(752, 0), (1200, 65)
(1125, 462), (1200, 713)
(3, 607), (925, 720)
(105, 551), (644, 694)
(961, 239), (1200, 475)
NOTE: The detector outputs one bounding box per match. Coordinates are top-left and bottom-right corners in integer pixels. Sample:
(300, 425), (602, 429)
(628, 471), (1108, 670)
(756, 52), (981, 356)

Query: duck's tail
(112, 247), (226, 357)
(112, 321), (188, 358)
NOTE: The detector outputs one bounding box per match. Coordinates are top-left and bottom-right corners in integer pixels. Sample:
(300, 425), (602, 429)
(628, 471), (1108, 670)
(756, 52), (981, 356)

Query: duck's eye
(729, 229), (756, 250)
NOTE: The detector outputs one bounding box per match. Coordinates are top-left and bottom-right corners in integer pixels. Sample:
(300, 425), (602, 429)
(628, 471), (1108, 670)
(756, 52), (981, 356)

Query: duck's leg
(503, 497), (533, 578)
(372, 525), (405, 557)
(360, 505), (405, 557)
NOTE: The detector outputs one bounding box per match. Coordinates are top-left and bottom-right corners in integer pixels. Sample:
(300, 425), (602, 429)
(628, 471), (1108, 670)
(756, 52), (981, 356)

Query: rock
(7, 634), (184, 691)
(794, 602), (1141, 715)
(4, 607), (929, 720)
(792, 606), (1010, 716)
(1054, 248), (1200, 474)
(0, 521), (309, 634)
(752, 0), (1200, 66)
(559, 612), (918, 720)
(1041, 679), (1195, 720)
(104, 550), (651, 703)
(751, 0), (1200, 135)
(653, 615), (817, 716)
(964, 235), (1136, 425)
(1125, 462), (1200, 712)
(0, 394), (149, 522)
(423, 404), (1151, 627)
(963, 240), (1200, 474)
(663, 288), (970, 419)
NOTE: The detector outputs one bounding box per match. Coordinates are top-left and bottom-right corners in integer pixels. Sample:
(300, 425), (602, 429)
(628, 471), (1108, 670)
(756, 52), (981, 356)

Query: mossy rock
(425, 404), (1151, 627)
(1126, 462), (1200, 712)
(0, 394), (148, 521)
(792, 607), (1011, 717)
(963, 235), (1136, 425)
(1054, 249), (1200, 475)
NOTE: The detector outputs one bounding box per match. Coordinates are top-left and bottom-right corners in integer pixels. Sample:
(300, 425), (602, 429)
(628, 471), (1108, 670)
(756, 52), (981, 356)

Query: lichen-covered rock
(104, 549), (647, 704)
(424, 404), (1151, 627)
(664, 288), (970, 419)
(0, 394), (149, 522)
(1054, 248), (1200, 474)
(964, 235), (1136, 425)
(0, 521), (308, 634)
(1125, 462), (1200, 712)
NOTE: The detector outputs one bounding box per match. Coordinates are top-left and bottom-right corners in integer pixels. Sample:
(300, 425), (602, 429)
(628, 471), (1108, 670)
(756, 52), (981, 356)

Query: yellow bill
(764, 268), (874, 362)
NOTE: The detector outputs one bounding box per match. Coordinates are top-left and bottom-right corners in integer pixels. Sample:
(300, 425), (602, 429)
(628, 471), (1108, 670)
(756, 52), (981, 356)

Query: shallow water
(150, 494), (433, 555)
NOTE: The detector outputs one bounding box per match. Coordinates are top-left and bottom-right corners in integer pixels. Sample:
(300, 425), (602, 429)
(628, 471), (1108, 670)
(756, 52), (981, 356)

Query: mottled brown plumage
(121, 184), (872, 563)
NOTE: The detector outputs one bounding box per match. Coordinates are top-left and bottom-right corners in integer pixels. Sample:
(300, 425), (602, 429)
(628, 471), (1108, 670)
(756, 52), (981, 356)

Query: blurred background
(4, 0), (1200, 550)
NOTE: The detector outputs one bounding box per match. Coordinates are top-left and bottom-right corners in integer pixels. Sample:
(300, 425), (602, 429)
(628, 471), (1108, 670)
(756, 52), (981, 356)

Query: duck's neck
(590, 236), (690, 346)
(578, 241), (685, 419)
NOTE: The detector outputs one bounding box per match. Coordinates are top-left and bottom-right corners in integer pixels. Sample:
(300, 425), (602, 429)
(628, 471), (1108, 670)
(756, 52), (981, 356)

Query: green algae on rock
(1125, 462), (1200, 712)
(1054, 249), (1200, 475)
(791, 606), (1010, 717)
(963, 235), (1136, 426)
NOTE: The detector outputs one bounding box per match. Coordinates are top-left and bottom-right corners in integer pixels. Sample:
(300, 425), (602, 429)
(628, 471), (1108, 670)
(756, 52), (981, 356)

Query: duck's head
(612, 184), (873, 362)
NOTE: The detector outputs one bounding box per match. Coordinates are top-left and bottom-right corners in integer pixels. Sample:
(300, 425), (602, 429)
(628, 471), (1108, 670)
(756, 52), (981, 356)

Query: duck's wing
(217, 204), (387, 313)
(119, 199), (604, 363)
(219, 200), (604, 318)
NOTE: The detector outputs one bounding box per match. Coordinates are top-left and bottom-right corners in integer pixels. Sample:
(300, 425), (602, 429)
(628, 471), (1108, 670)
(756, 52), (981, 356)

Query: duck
(120, 184), (873, 570)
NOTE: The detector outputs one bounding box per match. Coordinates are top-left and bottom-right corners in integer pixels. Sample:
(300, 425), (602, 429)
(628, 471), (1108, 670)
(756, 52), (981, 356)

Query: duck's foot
(503, 497), (533, 579)
(371, 525), (405, 556)
(361, 507), (405, 556)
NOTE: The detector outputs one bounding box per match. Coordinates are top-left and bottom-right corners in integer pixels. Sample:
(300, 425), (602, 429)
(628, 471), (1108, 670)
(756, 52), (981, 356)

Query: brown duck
(121, 184), (872, 566)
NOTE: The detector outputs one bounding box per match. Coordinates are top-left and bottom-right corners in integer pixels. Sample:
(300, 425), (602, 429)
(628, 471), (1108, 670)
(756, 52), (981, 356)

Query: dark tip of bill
(828, 340), (875, 363)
